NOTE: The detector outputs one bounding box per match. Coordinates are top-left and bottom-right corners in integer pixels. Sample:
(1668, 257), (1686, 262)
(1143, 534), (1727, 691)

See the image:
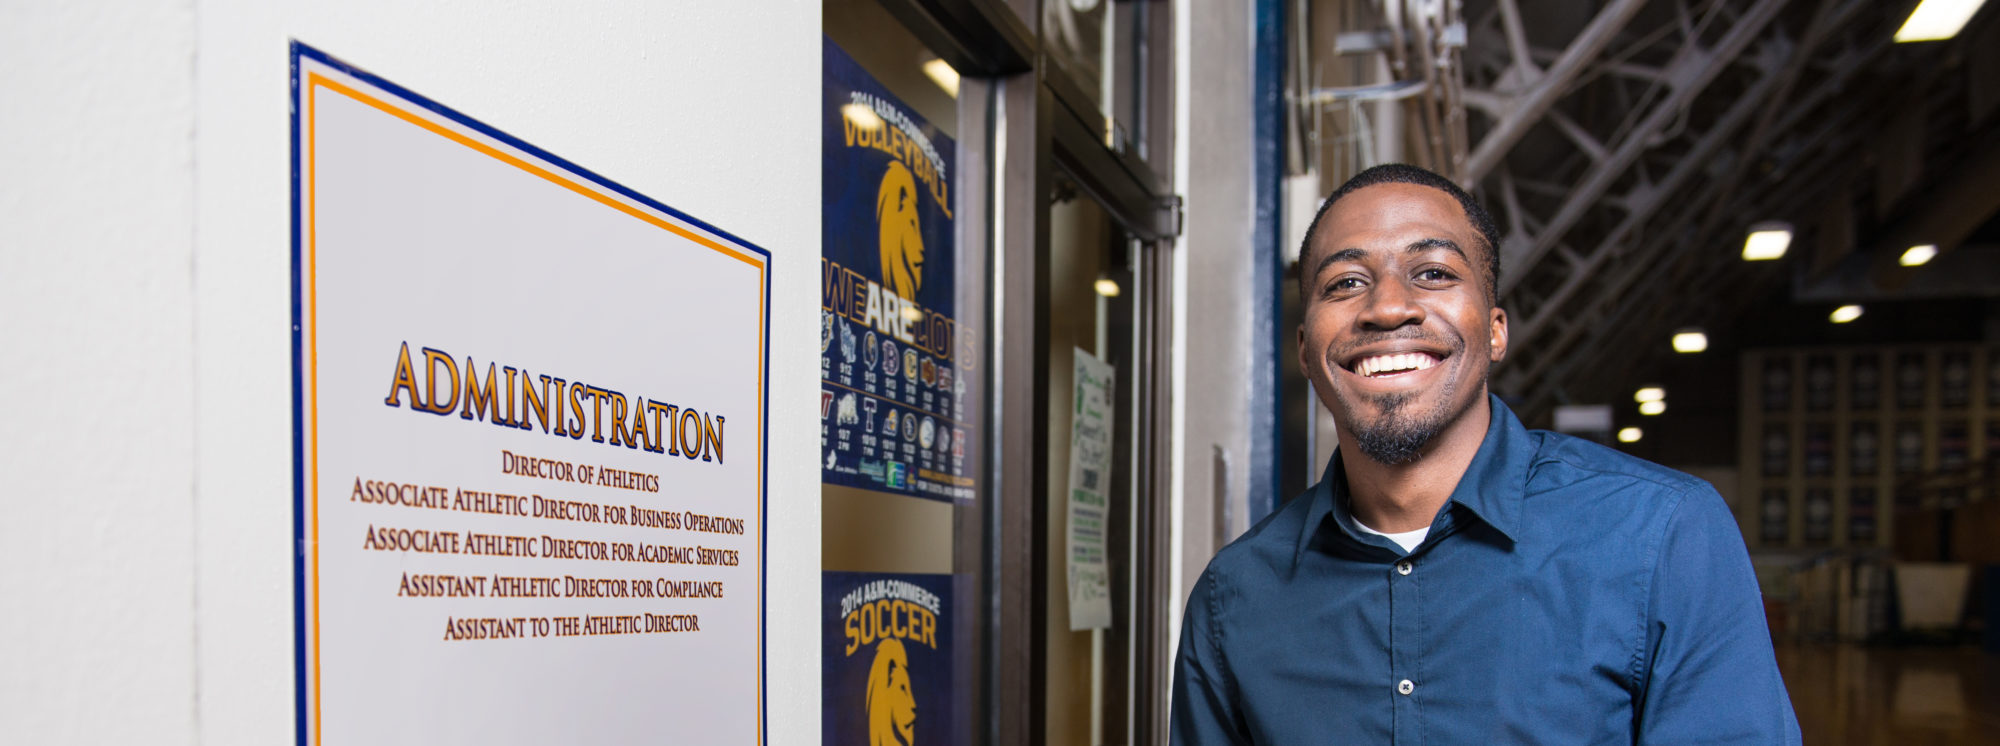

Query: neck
(1339, 394), (1492, 533)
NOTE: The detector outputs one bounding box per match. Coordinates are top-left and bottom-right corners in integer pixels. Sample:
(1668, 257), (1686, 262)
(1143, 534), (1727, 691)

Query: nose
(1357, 277), (1425, 330)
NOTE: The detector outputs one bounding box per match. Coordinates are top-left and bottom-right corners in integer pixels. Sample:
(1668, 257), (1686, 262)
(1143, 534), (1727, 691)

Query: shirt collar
(1294, 394), (1533, 567)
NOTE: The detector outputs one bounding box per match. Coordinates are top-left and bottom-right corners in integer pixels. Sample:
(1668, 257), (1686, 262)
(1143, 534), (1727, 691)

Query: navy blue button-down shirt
(1171, 396), (1800, 744)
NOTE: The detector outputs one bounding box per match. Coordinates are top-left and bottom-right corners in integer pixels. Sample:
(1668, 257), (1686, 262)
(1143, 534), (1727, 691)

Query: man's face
(1297, 182), (1507, 464)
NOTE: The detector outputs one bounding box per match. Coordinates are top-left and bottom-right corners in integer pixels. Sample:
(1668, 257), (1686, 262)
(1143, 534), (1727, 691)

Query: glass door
(1038, 172), (1172, 746)
(1042, 181), (1131, 746)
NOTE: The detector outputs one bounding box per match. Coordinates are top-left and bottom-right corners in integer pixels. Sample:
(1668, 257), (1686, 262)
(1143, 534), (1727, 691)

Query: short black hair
(1297, 163), (1502, 303)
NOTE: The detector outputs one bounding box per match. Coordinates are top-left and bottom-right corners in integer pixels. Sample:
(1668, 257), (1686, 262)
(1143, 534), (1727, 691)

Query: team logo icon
(883, 408), (899, 438)
(953, 375), (967, 409)
(837, 393), (859, 425)
(866, 638), (917, 745)
(952, 427), (966, 459)
(877, 161), (925, 301)
(919, 417), (935, 450)
(821, 391), (834, 420)
(882, 340), (901, 376)
(861, 398), (879, 432)
(935, 424), (950, 454)
(825, 449), (838, 469)
(821, 311), (835, 354)
(840, 321), (858, 365)
(902, 413), (918, 442)
(920, 358), (936, 387)
(864, 331), (880, 370)
(902, 349), (918, 383)
(937, 366), (952, 392)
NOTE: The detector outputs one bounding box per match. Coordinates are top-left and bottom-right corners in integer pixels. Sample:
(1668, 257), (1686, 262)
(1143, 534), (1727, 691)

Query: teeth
(1356, 353), (1436, 377)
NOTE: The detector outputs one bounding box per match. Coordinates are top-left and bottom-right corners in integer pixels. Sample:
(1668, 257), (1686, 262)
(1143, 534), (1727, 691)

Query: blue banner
(822, 571), (959, 745)
(821, 38), (972, 502)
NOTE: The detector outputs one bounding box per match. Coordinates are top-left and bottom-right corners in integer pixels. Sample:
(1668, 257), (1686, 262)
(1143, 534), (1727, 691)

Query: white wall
(5, 1), (821, 742)
(1, 1), (198, 741)
(1170, 0), (1257, 633)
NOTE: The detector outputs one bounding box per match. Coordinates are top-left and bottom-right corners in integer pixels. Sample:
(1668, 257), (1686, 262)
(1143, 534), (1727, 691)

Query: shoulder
(1524, 429), (1713, 514)
(1208, 488), (1317, 577)
(1185, 487), (1319, 618)
(1528, 429), (1708, 497)
(1519, 429), (1727, 553)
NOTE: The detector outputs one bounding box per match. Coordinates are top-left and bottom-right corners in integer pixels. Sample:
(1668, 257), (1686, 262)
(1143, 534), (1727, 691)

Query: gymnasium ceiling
(1298, 0), (2000, 446)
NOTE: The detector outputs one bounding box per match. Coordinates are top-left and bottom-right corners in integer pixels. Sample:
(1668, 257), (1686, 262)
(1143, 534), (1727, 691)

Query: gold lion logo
(876, 161), (924, 301)
(866, 638), (917, 746)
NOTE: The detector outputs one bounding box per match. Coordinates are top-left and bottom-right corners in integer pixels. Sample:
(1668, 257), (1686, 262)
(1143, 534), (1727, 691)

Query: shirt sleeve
(1171, 567), (1250, 745)
(1634, 482), (1802, 744)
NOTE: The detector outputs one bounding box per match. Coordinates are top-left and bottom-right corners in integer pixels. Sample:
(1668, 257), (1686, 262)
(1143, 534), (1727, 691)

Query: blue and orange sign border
(288, 41), (770, 745)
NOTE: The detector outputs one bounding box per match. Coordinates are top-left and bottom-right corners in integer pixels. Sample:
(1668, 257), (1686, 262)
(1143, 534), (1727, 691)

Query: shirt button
(1397, 679), (1415, 695)
(1396, 561), (1413, 575)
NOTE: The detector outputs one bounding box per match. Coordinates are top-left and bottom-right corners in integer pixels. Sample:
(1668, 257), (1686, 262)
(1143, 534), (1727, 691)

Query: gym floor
(1779, 644), (2000, 744)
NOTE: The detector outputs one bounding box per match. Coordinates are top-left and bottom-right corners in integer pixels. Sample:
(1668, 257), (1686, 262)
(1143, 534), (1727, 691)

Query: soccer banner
(822, 572), (959, 745)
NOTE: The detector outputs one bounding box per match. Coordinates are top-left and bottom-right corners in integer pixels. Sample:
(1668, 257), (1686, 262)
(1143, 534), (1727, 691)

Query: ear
(1297, 324), (1312, 374)
(1488, 306), (1509, 362)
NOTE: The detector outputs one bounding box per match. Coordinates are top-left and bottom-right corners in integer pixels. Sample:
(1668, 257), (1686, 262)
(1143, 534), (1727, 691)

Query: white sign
(293, 45), (767, 744)
(1066, 349), (1115, 630)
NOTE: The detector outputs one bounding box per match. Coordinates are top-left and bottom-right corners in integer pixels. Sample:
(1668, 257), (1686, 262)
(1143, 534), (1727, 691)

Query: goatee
(1349, 391), (1449, 465)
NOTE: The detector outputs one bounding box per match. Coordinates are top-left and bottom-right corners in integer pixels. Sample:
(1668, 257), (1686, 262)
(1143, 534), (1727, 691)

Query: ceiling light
(841, 102), (884, 131)
(1895, 0), (1990, 42)
(1901, 244), (1938, 266)
(1741, 222), (1793, 261)
(1639, 400), (1667, 416)
(1618, 427), (1643, 443)
(1671, 329), (1708, 353)
(1634, 386), (1665, 403)
(1094, 277), (1122, 297)
(922, 58), (961, 98)
(1830, 305), (1864, 323)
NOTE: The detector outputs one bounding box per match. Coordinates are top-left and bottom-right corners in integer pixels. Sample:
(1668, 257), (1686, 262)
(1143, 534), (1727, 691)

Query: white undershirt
(1353, 516), (1430, 553)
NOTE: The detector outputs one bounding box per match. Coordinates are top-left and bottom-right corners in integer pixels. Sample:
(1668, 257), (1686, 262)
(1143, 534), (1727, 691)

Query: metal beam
(1500, 39), (1890, 395)
(1867, 132), (2000, 289)
(1510, 61), (1782, 347)
(1508, 97), (1878, 395)
(1462, 0), (1651, 184)
(1507, 98), (1884, 417)
(1495, 4), (1922, 423)
(1543, 109), (1607, 163)
(1494, 0), (1542, 87)
(1498, 0), (1792, 298)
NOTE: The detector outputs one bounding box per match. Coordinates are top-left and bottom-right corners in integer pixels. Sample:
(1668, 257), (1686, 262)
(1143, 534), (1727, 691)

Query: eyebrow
(1407, 237), (1469, 262)
(1311, 238), (1468, 278)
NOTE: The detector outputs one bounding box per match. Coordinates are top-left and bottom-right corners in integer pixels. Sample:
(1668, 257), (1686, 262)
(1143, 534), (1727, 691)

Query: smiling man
(1170, 164), (1799, 744)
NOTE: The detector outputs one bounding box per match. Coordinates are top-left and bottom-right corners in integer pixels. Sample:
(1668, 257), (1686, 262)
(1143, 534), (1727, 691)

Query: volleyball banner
(820, 39), (975, 503)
